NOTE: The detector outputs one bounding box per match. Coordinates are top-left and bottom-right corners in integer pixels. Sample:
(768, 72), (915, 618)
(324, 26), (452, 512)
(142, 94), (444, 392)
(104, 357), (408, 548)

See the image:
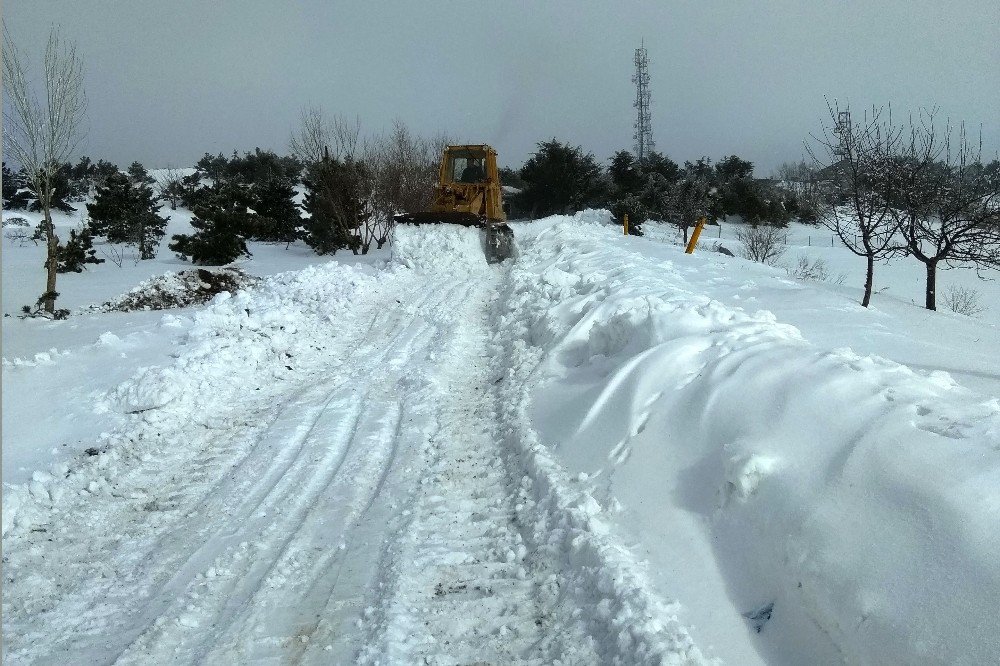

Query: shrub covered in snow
(736, 223), (786, 265)
(942, 285), (986, 317)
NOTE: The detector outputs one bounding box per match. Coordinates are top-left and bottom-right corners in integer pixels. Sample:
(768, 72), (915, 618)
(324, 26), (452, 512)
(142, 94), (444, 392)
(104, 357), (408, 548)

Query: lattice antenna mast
(833, 110), (852, 157)
(632, 40), (654, 161)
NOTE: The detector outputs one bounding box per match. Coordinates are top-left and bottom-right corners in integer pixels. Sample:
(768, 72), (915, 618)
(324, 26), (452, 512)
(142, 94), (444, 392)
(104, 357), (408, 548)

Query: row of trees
(810, 104), (1000, 309)
(162, 118), (443, 264)
(6, 29), (993, 316)
(507, 140), (806, 239)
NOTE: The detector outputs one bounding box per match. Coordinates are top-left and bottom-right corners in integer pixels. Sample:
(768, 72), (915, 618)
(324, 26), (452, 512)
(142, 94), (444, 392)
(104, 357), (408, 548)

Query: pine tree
(517, 140), (607, 217)
(3, 162), (32, 209)
(54, 225), (104, 273)
(168, 183), (252, 265)
(250, 176), (302, 243)
(28, 165), (77, 213)
(302, 157), (363, 255)
(124, 163), (168, 258)
(87, 165), (168, 259)
(87, 172), (132, 237)
(127, 161), (156, 187)
(92, 159), (119, 189)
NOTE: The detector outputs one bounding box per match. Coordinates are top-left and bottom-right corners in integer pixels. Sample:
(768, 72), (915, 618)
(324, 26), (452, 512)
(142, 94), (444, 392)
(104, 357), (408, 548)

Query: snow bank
(2, 260), (408, 537)
(497, 215), (1000, 664)
(391, 223), (489, 271)
(481, 211), (709, 664)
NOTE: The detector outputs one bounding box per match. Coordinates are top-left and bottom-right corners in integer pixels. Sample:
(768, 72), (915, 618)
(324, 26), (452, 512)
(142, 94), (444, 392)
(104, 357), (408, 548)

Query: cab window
(449, 157), (469, 183)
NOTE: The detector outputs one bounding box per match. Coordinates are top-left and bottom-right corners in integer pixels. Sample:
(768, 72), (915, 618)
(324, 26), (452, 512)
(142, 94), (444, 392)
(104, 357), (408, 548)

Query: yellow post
(623, 213), (629, 236)
(685, 217), (707, 254)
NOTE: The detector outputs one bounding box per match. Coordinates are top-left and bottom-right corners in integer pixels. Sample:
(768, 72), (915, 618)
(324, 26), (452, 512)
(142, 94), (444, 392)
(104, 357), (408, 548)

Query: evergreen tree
(498, 166), (526, 190)
(609, 194), (649, 236)
(302, 157), (364, 255)
(87, 172), (132, 236)
(643, 151), (682, 183)
(516, 140), (606, 217)
(92, 159), (120, 188)
(607, 150), (683, 235)
(121, 162), (168, 259)
(250, 176), (302, 243)
(179, 172), (205, 208)
(127, 161), (156, 186)
(609, 150), (644, 195)
(195, 152), (230, 184)
(28, 165), (77, 213)
(70, 155), (93, 182)
(87, 165), (168, 259)
(3, 163), (32, 209)
(54, 225), (104, 273)
(169, 183), (253, 265)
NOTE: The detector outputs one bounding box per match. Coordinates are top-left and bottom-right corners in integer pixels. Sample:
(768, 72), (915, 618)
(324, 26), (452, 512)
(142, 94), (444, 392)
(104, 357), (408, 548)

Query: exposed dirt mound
(94, 268), (259, 312)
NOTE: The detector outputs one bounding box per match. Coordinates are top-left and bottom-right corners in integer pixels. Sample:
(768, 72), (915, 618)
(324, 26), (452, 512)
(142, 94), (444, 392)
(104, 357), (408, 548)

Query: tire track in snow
(1, 272), (454, 665)
(357, 274), (598, 665)
(111, 280), (472, 664)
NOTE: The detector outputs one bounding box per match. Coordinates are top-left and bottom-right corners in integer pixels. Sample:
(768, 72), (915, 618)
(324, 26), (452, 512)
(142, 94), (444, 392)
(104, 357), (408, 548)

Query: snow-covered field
(3, 205), (998, 663)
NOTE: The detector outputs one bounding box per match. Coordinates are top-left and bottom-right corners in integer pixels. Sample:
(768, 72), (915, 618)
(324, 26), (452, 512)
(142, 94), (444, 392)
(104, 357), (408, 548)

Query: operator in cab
(460, 158), (486, 183)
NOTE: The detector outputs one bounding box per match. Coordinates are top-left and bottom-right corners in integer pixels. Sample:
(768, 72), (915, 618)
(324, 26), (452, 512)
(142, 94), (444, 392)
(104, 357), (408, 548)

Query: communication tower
(632, 41), (654, 161)
(833, 110), (852, 156)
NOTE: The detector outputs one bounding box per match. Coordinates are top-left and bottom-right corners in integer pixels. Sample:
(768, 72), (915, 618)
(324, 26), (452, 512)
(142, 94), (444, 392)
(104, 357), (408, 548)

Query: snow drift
(498, 212), (1000, 664)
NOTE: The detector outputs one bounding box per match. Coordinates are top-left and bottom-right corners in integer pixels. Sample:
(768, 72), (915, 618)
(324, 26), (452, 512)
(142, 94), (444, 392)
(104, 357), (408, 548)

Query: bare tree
(890, 115), (1000, 310)
(737, 224), (786, 265)
(155, 166), (185, 210)
(289, 106), (361, 164)
(809, 102), (902, 307)
(3, 26), (87, 315)
(363, 120), (443, 249)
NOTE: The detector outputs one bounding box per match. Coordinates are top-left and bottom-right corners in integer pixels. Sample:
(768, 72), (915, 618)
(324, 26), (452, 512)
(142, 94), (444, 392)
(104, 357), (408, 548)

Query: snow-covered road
(3, 226), (704, 664)
(5, 215), (998, 665)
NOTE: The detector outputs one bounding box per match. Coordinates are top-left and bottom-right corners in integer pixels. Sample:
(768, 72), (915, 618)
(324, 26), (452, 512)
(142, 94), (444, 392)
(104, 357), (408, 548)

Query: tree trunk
(925, 260), (938, 310)
(682, 226), (689, 244)
(40, 197), (59, 314)
(861, 253), (874, 308)
(43, 204), (59, 313)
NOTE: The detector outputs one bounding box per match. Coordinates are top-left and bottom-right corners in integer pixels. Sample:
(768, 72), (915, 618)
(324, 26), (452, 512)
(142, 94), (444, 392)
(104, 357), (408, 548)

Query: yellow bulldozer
(395, 144), (515, 263)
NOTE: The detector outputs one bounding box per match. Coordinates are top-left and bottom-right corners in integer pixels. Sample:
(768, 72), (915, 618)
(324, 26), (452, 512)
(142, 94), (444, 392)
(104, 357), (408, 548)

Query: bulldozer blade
(394, 211), (482, 227)
(483, 223), (516, 264)
(393, 211), (515, 264)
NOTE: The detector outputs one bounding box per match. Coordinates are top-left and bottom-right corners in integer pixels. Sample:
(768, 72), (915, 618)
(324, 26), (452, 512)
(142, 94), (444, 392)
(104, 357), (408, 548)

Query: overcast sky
(5, 1), (999, 174)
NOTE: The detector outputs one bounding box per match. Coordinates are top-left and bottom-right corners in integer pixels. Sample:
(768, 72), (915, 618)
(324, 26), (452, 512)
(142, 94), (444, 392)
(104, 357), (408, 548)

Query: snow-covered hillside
(2, 208), (998, 664)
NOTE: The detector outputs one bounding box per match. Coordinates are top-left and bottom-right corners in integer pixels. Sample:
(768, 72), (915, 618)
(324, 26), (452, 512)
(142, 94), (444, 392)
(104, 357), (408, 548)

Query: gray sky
(5, 0), (999, 174)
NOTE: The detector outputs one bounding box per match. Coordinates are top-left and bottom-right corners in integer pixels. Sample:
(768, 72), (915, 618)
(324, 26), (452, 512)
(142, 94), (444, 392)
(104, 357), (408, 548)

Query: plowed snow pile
(89, 268), (258, 312)
(391, 223), (488, 271)
(497, 211), (1000, 664)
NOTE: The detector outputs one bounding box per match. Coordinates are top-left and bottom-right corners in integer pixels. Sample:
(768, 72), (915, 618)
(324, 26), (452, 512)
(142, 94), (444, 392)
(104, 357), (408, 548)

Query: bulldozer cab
(429, 145), (506, 223)
(444, 148), (490, 184)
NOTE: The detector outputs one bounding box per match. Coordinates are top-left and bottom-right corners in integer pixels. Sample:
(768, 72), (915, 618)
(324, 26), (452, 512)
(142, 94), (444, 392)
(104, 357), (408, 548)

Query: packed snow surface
(3, 210), (998, 664)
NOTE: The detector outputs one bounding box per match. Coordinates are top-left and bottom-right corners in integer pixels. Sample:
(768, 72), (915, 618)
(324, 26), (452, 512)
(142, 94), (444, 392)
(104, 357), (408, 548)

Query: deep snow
(3, 205), (999, 664)
(502, 212), (999, 664)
